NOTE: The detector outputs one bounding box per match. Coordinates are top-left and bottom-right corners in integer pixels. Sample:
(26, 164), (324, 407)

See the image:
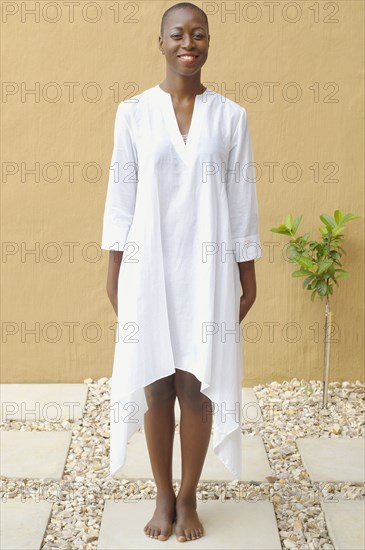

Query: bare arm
(238, 259), (257, 323)
(106, 250), (123, 316)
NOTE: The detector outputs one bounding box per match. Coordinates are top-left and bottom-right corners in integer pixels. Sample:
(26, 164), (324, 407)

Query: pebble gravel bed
(1, 377), (364, 549)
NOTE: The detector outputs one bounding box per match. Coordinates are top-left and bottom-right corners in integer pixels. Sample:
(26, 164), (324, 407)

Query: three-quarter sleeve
(225, 108), (263, 262)
(101, 102), (138, 251)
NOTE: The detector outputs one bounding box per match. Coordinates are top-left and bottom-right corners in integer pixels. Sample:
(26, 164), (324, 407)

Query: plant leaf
(332, 226), (346, 236)
(317, 259), (333, 274)
(270, 225), (292, 235)
(319, 225), (329, 235)
(320, 213), (336, 230)
(317, 280), (328, 295)
(292, 269), (312, 278)
(291, 215), (302, 235)
(296, 255), (314, 269)
(334, 210), (343, 224)
(340, 213), (362, 224)
(302, 275), (315, 288)
(336, 271), (351, 280)
(285, 214), (293, 231)
(330, 251), (341, 260)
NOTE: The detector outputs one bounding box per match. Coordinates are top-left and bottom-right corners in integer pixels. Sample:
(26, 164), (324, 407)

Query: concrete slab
(241, 388), (262, 424)
(0, 431), (72, 479)
(0, 383), (88, 422)
(114, 433), (273, 481)
(97, 498), (282, 549)
(296, 437), (365, 482)
(0, 498), (52, 549)
(322, 500), (365, 549)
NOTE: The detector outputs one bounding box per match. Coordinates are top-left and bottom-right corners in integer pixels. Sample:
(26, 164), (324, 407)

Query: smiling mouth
(177, 54), (199, 64)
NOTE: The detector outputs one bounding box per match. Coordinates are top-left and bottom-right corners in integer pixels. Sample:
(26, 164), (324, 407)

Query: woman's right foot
(144, 490), (176, 541)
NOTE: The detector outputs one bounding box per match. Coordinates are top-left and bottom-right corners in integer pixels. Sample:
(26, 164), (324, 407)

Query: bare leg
(174, 369), (213, 542)
(143, 374), (177, 541)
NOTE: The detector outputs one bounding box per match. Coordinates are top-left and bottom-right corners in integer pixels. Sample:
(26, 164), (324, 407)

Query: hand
(239, 295), (255, 324)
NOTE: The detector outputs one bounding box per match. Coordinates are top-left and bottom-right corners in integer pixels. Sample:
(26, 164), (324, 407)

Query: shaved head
(160, 2), (209, 37)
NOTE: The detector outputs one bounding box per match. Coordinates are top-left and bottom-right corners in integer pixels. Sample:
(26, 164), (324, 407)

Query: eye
(170, 33), (205, 39)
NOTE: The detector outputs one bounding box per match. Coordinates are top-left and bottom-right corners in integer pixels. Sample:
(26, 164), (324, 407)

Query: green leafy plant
(270, 210), (361, 302)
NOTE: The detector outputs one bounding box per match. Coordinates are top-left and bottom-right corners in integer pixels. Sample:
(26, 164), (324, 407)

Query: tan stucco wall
(2, 1), (364, 385)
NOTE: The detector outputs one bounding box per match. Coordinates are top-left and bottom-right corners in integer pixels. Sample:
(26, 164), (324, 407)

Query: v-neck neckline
(155, 84), (209, 167)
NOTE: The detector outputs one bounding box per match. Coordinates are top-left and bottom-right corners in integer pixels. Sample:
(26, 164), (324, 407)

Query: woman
(101, 1), (263, 543)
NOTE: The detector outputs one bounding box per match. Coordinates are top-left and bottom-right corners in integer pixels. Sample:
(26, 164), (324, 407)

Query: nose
(181, 34), (194, 49)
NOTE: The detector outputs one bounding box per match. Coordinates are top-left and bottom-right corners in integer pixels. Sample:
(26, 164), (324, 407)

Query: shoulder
(210, 91), (249, 141)
(208, 91), (248, 138)
(114, 86), (157, 128)
(210, 90), (247, 117)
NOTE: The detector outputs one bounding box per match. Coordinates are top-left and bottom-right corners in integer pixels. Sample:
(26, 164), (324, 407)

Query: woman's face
(159, 8), (210, 76)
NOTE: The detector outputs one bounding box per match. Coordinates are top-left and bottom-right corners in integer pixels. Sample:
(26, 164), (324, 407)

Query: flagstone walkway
(0, 379), (364, 549)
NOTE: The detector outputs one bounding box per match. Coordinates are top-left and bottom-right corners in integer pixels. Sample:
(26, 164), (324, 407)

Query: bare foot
(144, 490), (176, 541)
(175, 494), (204, 542)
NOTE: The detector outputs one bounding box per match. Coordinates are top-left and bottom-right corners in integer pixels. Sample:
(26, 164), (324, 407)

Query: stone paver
(114, 433), (273, 481)
(296, 437), (365, 482)
(2, 383), (363, 549)
(0, 498), (52, 549)
(97, 498), (282, 549)
(0, 431), (72, 479)
(241, 387), (263, 424)
(321, 500), (365, 550)
(0, 383), (88, 422)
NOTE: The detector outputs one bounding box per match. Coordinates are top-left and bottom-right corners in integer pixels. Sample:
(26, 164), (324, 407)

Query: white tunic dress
(101, 84), (263, 479)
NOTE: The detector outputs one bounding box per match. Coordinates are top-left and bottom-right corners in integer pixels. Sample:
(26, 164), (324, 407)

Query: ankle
(156, 488), (176, 498)
(176, 492), (197, 506)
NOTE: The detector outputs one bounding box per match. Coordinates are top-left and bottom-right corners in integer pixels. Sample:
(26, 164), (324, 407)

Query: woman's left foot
(175, 494), (204, 542)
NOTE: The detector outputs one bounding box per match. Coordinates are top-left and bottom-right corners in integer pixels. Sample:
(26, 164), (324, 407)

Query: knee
(144, 376), (176, 406)
(175, 371), (207, 410)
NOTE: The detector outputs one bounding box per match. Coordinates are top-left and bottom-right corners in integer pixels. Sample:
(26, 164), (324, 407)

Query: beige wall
(2, 1), (364, 385)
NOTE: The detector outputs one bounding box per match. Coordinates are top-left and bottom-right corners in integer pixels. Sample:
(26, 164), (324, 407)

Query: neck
(160, 74), (205, 101)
